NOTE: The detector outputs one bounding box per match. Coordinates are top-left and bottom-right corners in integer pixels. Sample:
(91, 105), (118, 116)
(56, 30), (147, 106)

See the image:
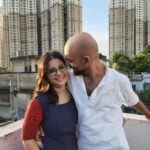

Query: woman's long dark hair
(34, 51), (67, 104)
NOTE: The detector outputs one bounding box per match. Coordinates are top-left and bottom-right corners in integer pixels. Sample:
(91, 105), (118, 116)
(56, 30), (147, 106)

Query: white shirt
(68, 67), (139, 150)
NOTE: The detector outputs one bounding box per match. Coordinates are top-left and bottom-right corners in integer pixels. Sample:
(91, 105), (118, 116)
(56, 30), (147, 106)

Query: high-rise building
(0, 6), (4, 68)
(40, 0), (82, 54)
(3, 0), (40, 72)
(3, 0), (82, 72)
(109, 0), (150, 59)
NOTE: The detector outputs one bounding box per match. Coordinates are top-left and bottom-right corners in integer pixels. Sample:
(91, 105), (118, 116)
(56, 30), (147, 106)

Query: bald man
(64, 32), (150, 150)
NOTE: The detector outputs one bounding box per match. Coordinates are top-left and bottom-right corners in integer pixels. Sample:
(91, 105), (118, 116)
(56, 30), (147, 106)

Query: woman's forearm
(22, 139), (40, 150)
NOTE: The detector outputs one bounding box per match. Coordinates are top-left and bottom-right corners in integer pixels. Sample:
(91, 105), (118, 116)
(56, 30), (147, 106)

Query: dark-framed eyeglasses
(47, 64), (67, 75)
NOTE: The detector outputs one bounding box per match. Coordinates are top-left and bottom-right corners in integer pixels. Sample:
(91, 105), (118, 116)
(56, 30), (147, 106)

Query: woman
(21, 51), (78, 150)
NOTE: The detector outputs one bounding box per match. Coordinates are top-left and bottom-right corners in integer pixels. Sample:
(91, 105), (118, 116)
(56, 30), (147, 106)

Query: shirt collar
(96, 61), (109, 88)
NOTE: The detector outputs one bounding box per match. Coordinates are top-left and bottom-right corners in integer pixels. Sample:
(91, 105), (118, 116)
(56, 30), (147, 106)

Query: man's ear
(83, 56), (90, 64)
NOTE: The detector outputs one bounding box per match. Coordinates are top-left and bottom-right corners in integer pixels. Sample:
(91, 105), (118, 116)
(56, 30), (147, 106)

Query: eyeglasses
(47, 64), (67, 75)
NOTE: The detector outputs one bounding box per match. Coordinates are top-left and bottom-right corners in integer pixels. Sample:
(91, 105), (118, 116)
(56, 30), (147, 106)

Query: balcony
(0, 113), (150, 150)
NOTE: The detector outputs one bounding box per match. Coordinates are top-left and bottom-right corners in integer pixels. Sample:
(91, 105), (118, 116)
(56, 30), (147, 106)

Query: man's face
(64, 48), (87, 75)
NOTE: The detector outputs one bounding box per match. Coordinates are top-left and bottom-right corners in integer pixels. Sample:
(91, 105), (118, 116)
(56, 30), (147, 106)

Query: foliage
(139, 89), (150, 110)
(0, 67), (12, 73)
(132, 45), (150, 73)
(99, 53), (107, 62)
(144, 83), (150, 91)
(111, 51), (123, 64)
(110, 45), (150, 75)
(110, 51), (135, 77)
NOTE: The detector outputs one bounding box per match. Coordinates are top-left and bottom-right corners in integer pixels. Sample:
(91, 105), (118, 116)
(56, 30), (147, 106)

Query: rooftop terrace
(0, 113), (150, 150)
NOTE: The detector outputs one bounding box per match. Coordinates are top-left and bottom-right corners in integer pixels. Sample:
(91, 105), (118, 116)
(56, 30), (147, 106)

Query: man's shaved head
(64, 32), (100, 76)
(64, 32), (99, 58)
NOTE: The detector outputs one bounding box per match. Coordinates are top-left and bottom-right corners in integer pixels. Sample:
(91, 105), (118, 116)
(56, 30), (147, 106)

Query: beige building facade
(3, 0), (82, 72)
(109, 0), (150, 59)
(40, 0), (82, 54)
(3, 0), (40, 72)
(0, 6), (4, 68)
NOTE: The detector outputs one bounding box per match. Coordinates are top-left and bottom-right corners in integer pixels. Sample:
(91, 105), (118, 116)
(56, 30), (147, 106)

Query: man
(64, 32), (150, 150)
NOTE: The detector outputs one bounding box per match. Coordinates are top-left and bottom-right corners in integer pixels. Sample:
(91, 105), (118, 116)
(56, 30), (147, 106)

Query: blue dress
(37, 93), (78, 150)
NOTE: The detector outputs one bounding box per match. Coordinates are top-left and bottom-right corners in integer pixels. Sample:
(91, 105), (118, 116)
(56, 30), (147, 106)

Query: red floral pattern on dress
(21, 98), (43, 140)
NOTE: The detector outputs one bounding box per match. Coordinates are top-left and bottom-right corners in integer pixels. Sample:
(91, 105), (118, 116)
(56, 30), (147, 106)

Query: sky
(0, 0), (109, 57)
(83, 0), (108, 57)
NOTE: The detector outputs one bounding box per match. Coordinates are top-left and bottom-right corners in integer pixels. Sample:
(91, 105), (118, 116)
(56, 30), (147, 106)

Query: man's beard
(73, 68), (86, 76)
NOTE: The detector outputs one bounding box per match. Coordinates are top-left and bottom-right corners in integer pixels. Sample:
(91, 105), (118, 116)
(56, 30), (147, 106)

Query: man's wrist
(145, 112), (150, 119)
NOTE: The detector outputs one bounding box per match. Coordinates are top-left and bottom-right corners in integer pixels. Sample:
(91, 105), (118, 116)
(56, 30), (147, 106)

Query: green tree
(139, 89), (150, 110)
(111, 51), (135, 77)
(99, 53), (107, 62)
(111, 51), (123, 64)
(133, 45), (150, 73)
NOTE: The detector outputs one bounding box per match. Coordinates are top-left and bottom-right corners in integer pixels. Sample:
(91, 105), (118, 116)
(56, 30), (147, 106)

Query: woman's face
(47, 58), (68, 88)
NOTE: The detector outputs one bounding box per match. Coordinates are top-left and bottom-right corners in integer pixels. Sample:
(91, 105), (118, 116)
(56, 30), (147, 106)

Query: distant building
(3, 0), (82, 72)
(3, 0), (41, 72)
(0, 6), (4, 67)
(130, 73), (150, 92)
(40, 0), (82, 54)
(109, 0), (150, 59)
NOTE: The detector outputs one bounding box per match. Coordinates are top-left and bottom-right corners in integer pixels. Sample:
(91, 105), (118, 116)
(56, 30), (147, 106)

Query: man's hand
(145, 112), (150, 121)
(133, 101), (150, 121)
(36, 127), (44, 141)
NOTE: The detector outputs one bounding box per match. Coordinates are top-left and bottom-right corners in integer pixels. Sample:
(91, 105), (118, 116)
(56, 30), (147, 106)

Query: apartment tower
(3, 0), (40, 72)
(109, 0), (150, 59)
(0, 6), (3, 68)
(40, 0), (82, 54)
(3, 0), (82, 72)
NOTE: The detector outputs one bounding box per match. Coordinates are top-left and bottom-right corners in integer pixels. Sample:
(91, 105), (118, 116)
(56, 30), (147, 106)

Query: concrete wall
(0, 104), (11, 119)
(124, 113), (150, 150)
(17, 93), (32, 118)
(0, 114), (150, 150)
(0, 73), (36, 90)
(0, 73), (35, 119)
(0, 93), (32, 120)
(0, 130), (23, 150)
(0, 120), (24, 150)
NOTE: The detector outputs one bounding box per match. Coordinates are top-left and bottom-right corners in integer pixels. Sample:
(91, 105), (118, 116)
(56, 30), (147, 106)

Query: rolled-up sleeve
(21, 98), (43, 140)
(120, 75), (139, 106)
